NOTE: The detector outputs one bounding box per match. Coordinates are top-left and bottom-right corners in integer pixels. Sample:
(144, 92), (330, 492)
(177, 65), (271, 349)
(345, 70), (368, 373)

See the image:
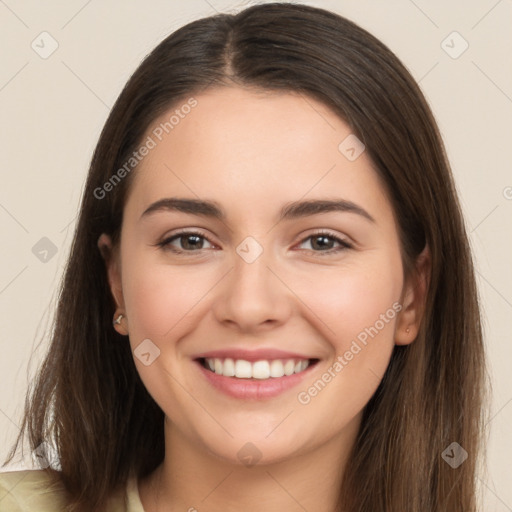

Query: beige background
(0, 0), (511, 509)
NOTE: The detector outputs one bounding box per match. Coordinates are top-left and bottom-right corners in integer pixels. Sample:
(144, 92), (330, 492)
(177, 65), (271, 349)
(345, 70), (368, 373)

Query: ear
(97, 233), (125, 312)
(394, 244), (431, 345)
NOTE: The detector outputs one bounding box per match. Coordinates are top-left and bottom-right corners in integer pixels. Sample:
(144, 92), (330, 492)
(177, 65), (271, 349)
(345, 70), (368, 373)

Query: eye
(155, 229), (352, 256)
(297, 230), (352, 255)
(156, 229), (215, 253)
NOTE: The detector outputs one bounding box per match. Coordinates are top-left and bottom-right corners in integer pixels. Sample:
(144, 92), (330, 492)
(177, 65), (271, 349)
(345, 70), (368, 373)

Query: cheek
(122, 256), (215, 341)
(300, 255), (403, 343)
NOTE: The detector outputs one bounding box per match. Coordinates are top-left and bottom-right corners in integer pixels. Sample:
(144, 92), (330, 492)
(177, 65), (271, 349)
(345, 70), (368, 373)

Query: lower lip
(195, 359), (318, 400)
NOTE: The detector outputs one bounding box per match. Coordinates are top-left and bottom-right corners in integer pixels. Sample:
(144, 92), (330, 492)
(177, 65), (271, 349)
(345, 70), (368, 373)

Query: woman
(1, 3), (488, 511)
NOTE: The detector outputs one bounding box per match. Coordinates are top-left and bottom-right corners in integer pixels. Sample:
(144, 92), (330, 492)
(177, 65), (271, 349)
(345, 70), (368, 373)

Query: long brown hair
(4, 3), (489, 511)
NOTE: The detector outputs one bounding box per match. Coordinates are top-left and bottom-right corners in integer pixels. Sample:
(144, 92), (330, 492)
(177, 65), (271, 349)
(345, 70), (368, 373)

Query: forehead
(123, 86), (392, 224)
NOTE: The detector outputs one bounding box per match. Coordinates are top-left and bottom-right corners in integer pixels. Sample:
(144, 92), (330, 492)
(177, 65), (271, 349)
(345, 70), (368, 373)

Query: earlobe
(395, 244), (431, 345)
(97, 233), (125, 311)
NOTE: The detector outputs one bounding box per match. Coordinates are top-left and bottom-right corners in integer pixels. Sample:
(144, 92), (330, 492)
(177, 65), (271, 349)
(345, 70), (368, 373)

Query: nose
(211, 242), (293, 333)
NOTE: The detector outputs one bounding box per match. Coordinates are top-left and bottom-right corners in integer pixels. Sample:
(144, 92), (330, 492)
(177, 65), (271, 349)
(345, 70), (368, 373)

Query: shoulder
(0, 469), (68, 511)
(0, 469), (144, 512)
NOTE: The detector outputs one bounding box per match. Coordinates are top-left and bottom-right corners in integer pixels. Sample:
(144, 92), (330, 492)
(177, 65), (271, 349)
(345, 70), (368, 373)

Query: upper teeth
(204, 358), (310, 379)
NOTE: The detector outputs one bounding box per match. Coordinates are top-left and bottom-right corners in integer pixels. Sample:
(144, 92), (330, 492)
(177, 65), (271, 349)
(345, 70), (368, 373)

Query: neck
(139, 414), (361, 512)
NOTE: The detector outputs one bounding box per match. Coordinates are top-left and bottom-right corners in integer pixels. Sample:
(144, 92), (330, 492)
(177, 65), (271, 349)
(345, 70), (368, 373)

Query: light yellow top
(0, 469), (145, 511)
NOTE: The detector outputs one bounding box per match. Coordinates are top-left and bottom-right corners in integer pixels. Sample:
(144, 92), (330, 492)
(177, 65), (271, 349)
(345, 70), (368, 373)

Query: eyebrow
(140, 197), (376, 223)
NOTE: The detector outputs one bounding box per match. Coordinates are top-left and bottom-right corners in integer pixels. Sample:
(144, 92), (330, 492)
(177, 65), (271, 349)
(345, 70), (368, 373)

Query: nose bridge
(234, 240), (270, 285)
(231, 235), (275, 300)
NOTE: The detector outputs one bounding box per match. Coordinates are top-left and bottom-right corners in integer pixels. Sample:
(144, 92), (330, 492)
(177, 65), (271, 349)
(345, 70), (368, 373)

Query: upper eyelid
(162, 228), (216, 245)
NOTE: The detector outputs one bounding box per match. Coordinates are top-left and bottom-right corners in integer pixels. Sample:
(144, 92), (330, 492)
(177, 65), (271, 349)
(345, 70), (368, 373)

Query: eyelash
(155, 229), (353, 256)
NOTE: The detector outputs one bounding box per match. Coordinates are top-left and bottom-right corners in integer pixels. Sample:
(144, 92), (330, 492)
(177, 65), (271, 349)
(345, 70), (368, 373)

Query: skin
(98, 86), (430, 512)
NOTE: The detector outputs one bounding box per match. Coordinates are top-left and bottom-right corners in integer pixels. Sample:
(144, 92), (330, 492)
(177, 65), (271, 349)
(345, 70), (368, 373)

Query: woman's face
(100, 86), (420, 466)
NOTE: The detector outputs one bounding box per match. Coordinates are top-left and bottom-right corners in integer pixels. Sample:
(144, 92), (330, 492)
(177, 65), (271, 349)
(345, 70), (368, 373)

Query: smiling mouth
(197, 357), (319, 380)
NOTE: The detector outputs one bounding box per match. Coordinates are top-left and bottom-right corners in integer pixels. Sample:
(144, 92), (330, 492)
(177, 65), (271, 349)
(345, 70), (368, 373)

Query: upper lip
(193, 348), (315, 362)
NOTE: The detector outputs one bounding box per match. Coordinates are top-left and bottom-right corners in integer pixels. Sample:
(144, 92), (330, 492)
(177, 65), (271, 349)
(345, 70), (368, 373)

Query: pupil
(313, 235), (332, 250)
